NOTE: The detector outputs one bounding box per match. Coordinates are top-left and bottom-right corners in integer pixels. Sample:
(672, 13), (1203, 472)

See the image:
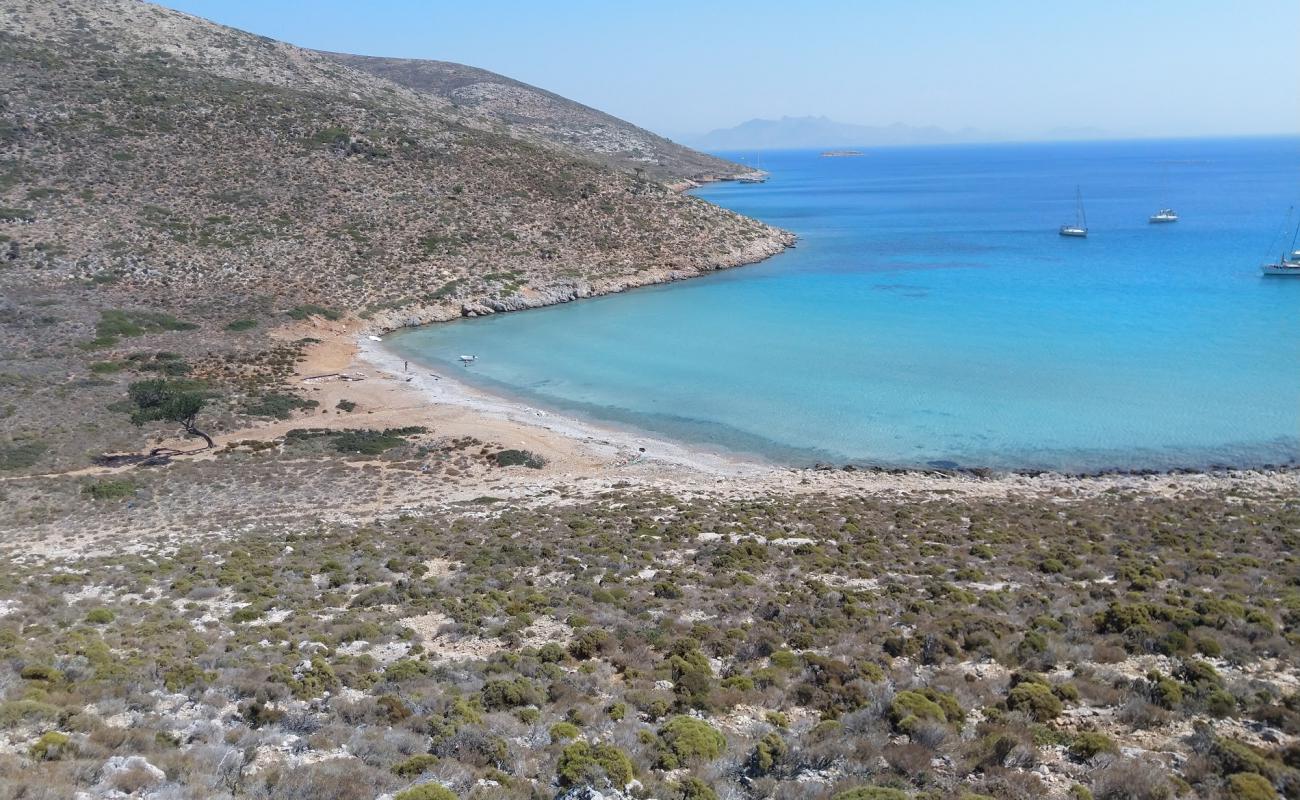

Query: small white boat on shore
(458, 354), (477, 364)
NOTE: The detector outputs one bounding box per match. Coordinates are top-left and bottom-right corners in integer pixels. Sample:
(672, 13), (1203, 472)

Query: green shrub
(556, 741), (634, 787)
(0, 700), (59, 726)
(230, 604), (264, 623)
(550, 721), (580, 741)
(516, 707), (540, 724)
(0, 441), (46, 471)
(394, 785), (457, 800)
(224, 318), (257, 332)
(0, 207), (34, 222)
(494, 449), (545, 469)
(480, 678), (541, 710)
(162, 663), (216, 692)
(750, 731), (787, 775)
(84, 608), (115, 625)
(889, 689), (961, 732)
(1069, 732), (1118, 761)
(1177, 659), (1223, 688)
(1007, 682), (1063, 721)
(286, 304), (342, 321)
(29, 731), (71, 761)
(383, 659), (432, 683)
(676, 777), (718, 800)
(1226, 773), (1279, 800)
(1151, 675), (1184, 709)
(243, 392), (318, 420)
(769, 650), (798, 669)
(1096, 603), (1153, 634)
(19, 664), (61, 682)
(1053, 682), (1081, 703)
(336, 399), (357, 413)
(568, 629), (609, 660)
(331, 429), (410, 455)
(95, 309), (197, 342)
(391, 754), (440, 778)
(656, 715), (725, 768)
(538, 642), (567, 663)
(273, 657), (337, 699)
(82, 479), (135, 500)
(1207, 688), (1237, 717)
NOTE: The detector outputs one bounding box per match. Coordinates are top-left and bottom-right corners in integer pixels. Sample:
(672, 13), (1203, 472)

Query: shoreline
(332, 330), (1298, 501)
(357, 337), (772, 479)
(370, 336), (1299, 482)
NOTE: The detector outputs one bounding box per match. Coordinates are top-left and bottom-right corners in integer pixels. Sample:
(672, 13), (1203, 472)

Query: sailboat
(1059, 186), (1088, 237)
(738, 150), (766, 184)
(1149, 164), (1178, 223)
(1262, 211), (1300, 276)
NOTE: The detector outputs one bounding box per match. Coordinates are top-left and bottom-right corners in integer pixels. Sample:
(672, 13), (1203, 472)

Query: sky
(156, 0), (1300, 142)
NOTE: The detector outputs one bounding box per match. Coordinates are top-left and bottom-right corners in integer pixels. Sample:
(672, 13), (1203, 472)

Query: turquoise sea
(388, 137), (1300, 472)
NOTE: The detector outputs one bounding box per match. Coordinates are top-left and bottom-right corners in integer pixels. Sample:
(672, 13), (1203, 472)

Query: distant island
(685, 115), (1118, 150)
(685, 115), (988, 150)
(821, 149), (865, 157)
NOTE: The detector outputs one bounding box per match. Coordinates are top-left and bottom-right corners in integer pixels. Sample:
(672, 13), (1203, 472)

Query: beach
(214, 317), (1297, 507)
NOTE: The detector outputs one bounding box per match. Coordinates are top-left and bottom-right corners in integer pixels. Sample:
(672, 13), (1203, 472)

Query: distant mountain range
(684, 116), (1114, 151)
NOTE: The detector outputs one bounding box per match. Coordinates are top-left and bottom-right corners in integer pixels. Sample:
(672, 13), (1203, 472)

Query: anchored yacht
(1060, 186), (1088, 237)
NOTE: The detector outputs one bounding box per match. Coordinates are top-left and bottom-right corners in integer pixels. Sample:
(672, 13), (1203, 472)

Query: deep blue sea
(388, 137), (1300, 471)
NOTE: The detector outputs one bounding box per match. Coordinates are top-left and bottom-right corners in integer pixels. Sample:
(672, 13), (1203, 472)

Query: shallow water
(387, 137), (1300, 471)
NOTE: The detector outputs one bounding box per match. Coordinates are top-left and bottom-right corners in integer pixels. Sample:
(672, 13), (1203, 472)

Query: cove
(385, 137), (1300, 472)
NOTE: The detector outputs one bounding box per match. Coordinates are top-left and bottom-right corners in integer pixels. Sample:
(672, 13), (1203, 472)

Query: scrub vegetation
(1, 484), (1297, 799)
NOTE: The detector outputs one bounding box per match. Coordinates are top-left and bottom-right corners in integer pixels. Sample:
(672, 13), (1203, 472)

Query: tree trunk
(186, 423), (215, 449)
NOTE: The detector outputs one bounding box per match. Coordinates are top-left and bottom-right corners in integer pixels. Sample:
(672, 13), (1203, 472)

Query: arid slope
(322, 52), (752, 185)
(0, 0), (789, 322)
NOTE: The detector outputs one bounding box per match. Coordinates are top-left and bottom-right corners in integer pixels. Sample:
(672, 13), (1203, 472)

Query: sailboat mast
(1076, 186), (1087, 228)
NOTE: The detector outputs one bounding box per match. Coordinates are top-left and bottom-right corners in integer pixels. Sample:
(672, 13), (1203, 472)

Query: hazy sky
(158, 0), (1300, 141)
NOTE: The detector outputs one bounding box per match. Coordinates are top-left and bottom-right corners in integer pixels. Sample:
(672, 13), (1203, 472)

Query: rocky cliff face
(0, 0), (791, 325)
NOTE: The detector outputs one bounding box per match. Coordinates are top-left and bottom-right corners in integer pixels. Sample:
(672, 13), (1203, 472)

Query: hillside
(0, 0), (790, 473)
(0, 0), (789, 323)
(323, 52), (753, 185)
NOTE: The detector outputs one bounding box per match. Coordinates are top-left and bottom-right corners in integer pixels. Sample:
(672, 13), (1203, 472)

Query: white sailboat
(738, 150), (767, 183)
(1261, 211), (1300, 276)
(1060, 186), (1088, 237)
(1149, 164), (1178, 223)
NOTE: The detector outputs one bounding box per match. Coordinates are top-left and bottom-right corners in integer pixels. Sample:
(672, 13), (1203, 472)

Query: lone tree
(127, 379), (214, 449)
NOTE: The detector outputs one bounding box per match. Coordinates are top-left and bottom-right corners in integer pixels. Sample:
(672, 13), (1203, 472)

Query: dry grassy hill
(0, 0), (789, 323)
(0, 0), (790, 473)
(323, 52), (752, 185)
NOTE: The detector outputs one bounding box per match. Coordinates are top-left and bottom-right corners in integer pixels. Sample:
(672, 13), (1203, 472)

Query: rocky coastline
(364, 226), (796, 332)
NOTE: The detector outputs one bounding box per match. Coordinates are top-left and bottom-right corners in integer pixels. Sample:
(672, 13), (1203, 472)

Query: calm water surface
(389, 138), (1300, 471)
